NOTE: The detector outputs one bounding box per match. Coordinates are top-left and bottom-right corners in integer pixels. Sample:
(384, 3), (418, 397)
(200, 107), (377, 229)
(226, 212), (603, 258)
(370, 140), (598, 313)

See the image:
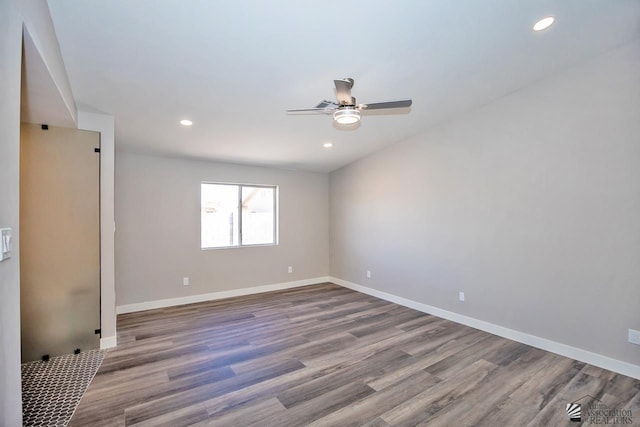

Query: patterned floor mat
(21, 349), (106, 427)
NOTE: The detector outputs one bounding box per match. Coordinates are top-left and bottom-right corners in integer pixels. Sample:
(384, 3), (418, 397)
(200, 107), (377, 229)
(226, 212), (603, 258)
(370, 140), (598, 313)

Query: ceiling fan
(286, 78), (412, 125)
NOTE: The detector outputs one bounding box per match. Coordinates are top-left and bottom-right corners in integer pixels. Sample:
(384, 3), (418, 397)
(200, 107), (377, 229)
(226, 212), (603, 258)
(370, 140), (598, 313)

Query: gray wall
(115, 152), (329, 306)
(330, 40), (640, 365)
(0, 0), (23, 424)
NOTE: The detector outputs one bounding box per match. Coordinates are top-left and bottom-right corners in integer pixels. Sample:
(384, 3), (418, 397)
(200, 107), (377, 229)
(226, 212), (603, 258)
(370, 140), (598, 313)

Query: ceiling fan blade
(286, 107), (334, 114)
(334, 78), (355, 105)
(358, 99), (412, 110)
(287, 99), (338, 114)
(315, 99), (339, 109)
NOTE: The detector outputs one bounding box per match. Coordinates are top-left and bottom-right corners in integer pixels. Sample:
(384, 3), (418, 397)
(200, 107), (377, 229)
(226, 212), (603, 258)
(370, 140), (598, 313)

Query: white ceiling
(47, 0), (640, 172)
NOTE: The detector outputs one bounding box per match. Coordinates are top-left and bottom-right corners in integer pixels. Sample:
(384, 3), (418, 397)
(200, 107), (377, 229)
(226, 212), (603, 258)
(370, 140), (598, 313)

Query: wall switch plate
(366, 270), (371, 279)
(0, 228), (12, 261)
(288, 266), (293, 273)
(629, 329), (640, 346)
(183, 277), (189, 286)
(459, 292), (465, 302)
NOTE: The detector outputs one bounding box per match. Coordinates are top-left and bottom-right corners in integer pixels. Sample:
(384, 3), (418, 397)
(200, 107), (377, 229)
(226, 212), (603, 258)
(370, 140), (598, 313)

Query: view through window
(201, 183), (277, 248)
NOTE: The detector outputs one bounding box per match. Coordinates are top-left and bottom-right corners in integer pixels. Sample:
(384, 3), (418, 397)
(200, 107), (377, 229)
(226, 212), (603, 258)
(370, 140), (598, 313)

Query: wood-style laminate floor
(69, 283), (640, 426)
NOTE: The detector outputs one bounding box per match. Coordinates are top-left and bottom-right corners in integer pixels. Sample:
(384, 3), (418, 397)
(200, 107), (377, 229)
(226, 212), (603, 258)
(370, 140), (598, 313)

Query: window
(201, 182), (277, 249)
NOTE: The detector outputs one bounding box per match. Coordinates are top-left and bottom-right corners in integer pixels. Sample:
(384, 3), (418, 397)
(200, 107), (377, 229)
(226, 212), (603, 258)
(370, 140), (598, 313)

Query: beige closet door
(20, 123), (100, 363)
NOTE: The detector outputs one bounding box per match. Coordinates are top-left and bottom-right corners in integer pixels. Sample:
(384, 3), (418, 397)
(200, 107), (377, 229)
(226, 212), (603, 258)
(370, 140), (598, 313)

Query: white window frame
(201, 182), (279, 249)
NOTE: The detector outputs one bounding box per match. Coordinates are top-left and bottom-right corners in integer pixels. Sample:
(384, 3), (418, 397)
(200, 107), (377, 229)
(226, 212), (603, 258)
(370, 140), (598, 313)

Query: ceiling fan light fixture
(333, 108), (361, 125)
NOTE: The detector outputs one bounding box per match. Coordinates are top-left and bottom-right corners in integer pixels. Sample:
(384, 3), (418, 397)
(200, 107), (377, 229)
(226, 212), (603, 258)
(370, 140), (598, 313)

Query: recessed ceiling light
(533, 16), (555, 32)
(179, 119), (193, 126)
(323, 142), (333, 149)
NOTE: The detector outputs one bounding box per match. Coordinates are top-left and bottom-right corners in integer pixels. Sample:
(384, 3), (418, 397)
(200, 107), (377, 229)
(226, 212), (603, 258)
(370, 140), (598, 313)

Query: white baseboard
(330, 277), (640, 380)
(100, 336), (117, 349)
(116, 276), (331, 314)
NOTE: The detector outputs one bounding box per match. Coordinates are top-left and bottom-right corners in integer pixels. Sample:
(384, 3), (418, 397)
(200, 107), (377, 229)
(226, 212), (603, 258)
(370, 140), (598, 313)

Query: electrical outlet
(459, 292), (465, 302)
(629, 329), (640, 346)
(366, 270), (371, 279)
(183, 277), (189, 286)
(288, 266), (293, 273)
